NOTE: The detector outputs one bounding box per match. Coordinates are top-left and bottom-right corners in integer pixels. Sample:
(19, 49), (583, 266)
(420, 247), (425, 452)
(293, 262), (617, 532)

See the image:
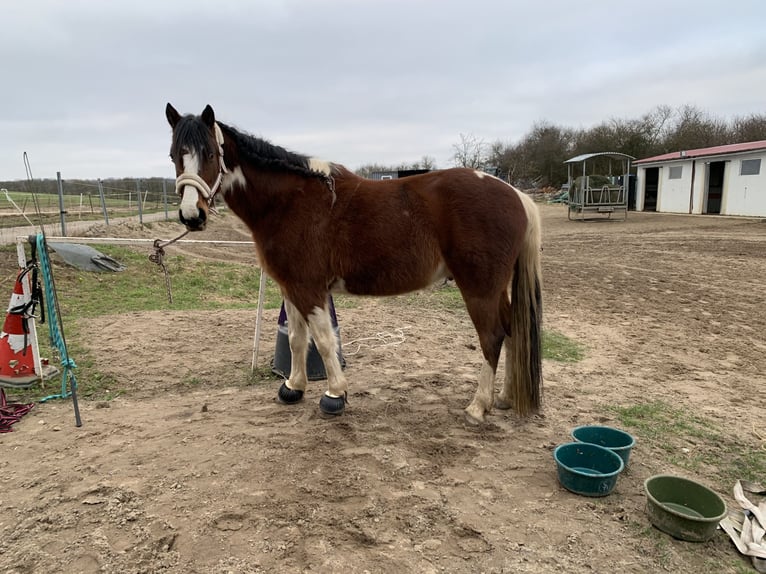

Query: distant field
(0, 189), (172, 228)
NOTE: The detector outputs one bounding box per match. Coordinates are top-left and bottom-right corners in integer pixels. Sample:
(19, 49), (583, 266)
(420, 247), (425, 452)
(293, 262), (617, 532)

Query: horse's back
(328, 168), (529, 296)
(413, 168), (529, 247)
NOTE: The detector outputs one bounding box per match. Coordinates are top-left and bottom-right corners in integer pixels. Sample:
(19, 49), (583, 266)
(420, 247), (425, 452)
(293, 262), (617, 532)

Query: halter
(174, 123), (229, 210)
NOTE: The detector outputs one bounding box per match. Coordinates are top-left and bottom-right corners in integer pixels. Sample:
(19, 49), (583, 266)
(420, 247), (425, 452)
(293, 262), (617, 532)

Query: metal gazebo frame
(564, 152), (635, 221)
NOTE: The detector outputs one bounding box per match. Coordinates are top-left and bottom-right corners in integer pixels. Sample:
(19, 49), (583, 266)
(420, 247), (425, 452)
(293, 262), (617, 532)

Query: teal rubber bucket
(571, 425), (636, 467)
(553, 442), (624, 497)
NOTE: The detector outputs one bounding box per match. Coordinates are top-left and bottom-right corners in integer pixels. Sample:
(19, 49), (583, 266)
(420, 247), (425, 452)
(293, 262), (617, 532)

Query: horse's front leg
(306, 304), (347, 416)
(277, 299), (310, 404)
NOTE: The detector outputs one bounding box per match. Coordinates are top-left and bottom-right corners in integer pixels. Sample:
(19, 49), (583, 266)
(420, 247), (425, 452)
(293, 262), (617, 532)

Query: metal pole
(97, 179), (110, 225)
(252, 268), (267, 371)
(136, 179), (143, 225)
(162, 179), (169, 220)
(56, 171), (67, 236)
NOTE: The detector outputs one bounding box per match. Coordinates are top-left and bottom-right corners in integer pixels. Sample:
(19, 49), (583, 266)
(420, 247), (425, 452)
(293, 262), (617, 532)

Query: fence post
(162, 178), (169, 220)
(136, 179), (143, 225)
(56, 171), (67, 236)
(97, 179), (110, 225)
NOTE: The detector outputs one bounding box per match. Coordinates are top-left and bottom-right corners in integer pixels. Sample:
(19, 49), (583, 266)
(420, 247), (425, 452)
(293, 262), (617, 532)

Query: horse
(165, 103), (543, 425)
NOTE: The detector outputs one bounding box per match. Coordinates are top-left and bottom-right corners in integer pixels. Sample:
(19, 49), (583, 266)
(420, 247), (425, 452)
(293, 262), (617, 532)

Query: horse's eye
(207, 152), (215, 161)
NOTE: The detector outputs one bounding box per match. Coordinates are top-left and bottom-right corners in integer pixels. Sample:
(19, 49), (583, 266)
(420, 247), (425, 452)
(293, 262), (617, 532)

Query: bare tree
(664, 105), (728, 152)
(418, 155), (437, 170)
(730, 113), (766, 143)
(452, 133), (487, 169)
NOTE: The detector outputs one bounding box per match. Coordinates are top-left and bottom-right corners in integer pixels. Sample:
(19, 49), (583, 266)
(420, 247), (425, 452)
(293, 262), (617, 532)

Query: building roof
(634, 140), (766, 165)
(564, 152), (635, 164)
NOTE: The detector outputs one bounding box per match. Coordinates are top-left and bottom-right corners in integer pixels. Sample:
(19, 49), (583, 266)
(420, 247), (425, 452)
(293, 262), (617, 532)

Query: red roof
(634, 140), (766, 165)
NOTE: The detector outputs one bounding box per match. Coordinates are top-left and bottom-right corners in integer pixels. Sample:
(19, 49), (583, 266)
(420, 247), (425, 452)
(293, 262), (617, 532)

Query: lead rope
(150, 230), (189, 303)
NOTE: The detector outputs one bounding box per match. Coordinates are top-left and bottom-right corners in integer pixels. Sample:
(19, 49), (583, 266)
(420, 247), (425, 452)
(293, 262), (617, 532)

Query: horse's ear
(166, 103), (181, 128)
(201, 105), (215, 128)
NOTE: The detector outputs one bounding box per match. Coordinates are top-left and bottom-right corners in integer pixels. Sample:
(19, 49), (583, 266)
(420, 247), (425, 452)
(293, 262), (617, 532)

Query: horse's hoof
(319, 393), (346, 417)
(463, 410), (484, 426)
(277, 382), (304, 405)
(494, 398), (512, 410)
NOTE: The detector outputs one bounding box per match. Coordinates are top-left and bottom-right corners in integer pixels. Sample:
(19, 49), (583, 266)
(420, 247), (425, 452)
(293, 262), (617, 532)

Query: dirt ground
(1, 203), (764, 573)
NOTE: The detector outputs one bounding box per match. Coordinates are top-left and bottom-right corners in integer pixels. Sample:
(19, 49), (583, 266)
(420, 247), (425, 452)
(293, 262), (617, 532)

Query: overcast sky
(2, 0), (765, 180)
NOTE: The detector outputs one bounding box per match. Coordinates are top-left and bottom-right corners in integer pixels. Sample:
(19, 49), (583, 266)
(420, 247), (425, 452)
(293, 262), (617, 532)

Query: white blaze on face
(180, 152), (202, 220)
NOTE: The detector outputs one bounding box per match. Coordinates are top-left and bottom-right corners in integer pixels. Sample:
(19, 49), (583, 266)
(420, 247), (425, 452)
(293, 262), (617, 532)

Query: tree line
(358, 105), (766, 188)
(3, 105), (763, 192)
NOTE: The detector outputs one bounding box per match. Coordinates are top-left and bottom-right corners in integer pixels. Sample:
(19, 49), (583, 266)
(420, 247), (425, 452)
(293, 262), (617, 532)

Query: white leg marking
(465, 360), (496, 423)
(307, 305), (346, 398)
(180, 152), (201, 219)
(429, 260), (449, 285)
(222, 166), (246, 194)
(496, 338), (514, 409)
(284, 301), (309, 392)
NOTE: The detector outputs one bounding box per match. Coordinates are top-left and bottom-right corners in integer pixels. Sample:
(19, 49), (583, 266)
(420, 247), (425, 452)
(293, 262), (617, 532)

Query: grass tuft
(608, 401), (766, 489)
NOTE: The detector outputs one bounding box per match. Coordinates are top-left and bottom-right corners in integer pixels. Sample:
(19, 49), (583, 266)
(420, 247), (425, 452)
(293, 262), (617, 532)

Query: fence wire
(0, 175), (175, 245)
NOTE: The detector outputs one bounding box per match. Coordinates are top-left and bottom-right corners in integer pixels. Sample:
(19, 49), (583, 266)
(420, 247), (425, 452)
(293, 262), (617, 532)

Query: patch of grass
(248, 364), (281, 384)
(426, 284), (466, 310)
(383, 283), (466, 312)
(51, 245), (284, 317)
(330, 294), (359, 309)
(542, 330), (584, 362)
(610, 401), (714, 444)
(731, 561), (759, 574)
(607, 401), (766, 489)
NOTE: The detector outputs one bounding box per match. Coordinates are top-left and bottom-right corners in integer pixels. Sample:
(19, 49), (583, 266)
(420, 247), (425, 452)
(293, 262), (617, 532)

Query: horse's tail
(507, 190), (543, 416)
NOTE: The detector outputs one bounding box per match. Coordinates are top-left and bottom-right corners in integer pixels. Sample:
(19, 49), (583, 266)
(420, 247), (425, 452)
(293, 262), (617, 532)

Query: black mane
(219, 122), (332, 180)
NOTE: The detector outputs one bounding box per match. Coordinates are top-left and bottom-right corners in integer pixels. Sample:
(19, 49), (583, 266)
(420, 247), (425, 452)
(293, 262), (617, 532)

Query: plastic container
(553, 442), (624, 497)
(571, 425), (636, 467)
(644, 474), (727, 542)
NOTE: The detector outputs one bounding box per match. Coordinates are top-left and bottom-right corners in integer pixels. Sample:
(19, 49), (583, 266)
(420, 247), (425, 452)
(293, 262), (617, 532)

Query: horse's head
(165, 103), (227, 231)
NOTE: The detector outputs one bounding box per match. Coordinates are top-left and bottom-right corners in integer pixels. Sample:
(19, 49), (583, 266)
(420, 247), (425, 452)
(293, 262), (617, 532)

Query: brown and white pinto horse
(165, 103), (543, 424)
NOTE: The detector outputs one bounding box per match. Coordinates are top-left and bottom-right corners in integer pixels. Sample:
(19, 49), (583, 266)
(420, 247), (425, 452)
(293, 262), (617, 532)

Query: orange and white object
(0, 270), (38, 387)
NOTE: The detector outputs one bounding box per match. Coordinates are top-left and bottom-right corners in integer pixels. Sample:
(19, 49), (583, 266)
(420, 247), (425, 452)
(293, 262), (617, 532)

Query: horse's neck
(224, 162), (309, 230)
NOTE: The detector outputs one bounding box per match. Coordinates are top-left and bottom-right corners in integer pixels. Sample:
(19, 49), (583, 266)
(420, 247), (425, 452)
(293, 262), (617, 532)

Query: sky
(2, 0), (765, 180)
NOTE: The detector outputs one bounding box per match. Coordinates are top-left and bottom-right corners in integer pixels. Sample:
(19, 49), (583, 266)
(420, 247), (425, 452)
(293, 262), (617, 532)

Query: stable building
(633, 141), (766, 217)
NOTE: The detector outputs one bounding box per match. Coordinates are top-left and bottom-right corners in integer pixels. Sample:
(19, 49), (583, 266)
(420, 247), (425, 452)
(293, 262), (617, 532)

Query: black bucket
(271, 298), (346, 381)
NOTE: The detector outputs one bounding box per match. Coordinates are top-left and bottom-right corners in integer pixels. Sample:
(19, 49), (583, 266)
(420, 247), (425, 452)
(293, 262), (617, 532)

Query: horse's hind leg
(277, 299), (310, 404)
(495, 338), (515, 410)
(495, 294), (515, 410)
(306, 303), (348, 416)
(463, 296), (505, 425)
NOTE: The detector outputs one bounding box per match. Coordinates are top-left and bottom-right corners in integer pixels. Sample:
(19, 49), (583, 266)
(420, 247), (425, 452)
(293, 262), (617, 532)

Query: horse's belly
(332, 261), (449, 297)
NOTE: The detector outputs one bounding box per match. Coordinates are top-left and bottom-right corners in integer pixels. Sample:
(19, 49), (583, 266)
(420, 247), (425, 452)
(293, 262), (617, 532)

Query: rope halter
(174, 123), (229, 210)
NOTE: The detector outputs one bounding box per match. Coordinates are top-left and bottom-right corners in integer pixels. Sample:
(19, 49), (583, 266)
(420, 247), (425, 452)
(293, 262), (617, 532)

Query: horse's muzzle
(178, 208), (207, 231)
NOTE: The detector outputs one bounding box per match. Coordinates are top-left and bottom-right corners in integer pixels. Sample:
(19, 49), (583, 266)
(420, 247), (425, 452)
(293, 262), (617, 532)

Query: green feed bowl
(553, 442), (624, 497)
(644, 475), (727, 542)
(571, 425), (636, 467)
